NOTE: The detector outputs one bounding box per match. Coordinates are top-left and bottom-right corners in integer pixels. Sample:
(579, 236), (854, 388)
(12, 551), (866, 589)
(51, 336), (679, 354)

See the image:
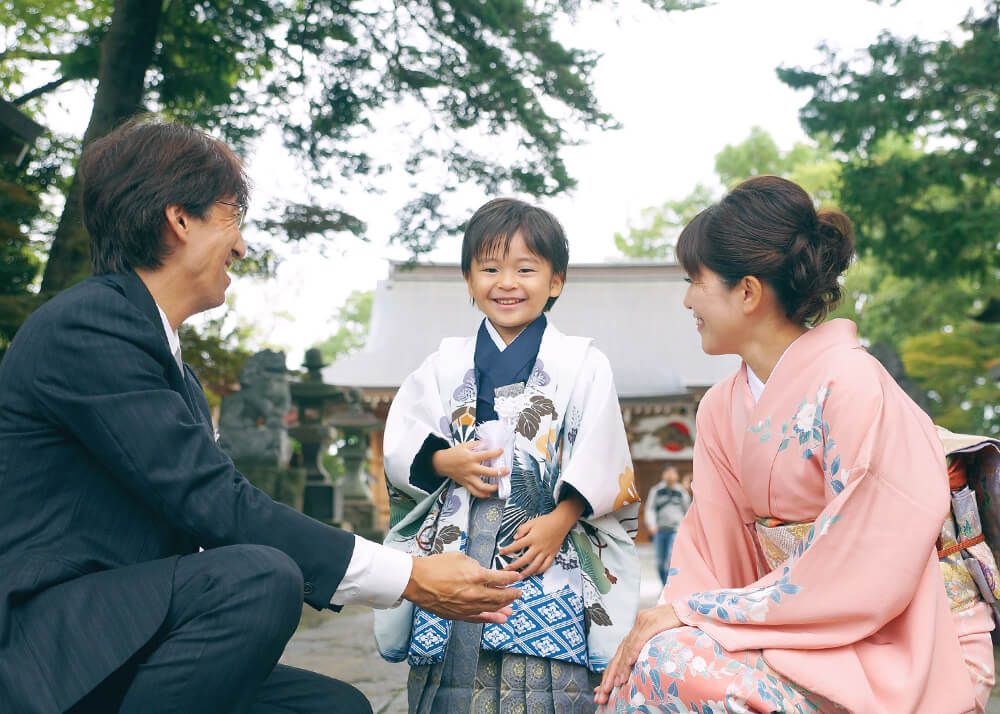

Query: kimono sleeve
(554, 348), (639, 520)
(671, 357), (952, 653)
(658, 383), (763, 605)
(383, 351), (452, 500)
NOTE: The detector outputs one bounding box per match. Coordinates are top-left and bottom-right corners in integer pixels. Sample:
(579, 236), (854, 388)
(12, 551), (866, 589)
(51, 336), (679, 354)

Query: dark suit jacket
(0, 271), (355, 713)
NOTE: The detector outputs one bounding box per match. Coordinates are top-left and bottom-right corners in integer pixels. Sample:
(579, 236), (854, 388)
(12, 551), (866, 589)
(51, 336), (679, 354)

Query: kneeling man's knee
(229, 545), (304, 638)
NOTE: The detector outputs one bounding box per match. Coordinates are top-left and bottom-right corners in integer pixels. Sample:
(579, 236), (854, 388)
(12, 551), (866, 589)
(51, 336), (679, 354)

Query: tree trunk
(40, 0), (163, 293)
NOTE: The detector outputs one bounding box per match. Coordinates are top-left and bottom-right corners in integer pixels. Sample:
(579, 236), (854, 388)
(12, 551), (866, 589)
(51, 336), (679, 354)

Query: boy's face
(466, 231), (563, 344)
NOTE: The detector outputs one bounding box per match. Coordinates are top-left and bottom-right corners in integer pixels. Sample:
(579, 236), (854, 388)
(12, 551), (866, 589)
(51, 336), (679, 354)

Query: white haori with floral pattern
(375, 321), (641, 672)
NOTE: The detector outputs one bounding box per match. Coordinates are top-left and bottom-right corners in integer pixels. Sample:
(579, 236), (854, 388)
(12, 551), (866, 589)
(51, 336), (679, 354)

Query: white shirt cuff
(329, 535), (412, 609)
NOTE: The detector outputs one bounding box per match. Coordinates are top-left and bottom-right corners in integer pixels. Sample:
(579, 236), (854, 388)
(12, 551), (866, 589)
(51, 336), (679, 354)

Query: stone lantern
(289, 348), (345, 526)
(328, 386), (382, 540)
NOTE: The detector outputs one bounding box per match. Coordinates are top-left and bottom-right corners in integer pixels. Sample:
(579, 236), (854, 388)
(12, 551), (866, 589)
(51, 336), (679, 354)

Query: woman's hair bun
(785, 207), (855, 325)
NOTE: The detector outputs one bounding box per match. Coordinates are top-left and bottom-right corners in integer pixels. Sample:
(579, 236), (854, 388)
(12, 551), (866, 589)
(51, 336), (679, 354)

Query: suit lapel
(104, 271), (199, 414)
(183, 366), (214, 432)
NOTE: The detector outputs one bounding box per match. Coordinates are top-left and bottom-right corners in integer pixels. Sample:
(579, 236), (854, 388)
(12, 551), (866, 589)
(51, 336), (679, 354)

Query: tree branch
(0, 49), (71, 63)
(14, 75), (74, 105)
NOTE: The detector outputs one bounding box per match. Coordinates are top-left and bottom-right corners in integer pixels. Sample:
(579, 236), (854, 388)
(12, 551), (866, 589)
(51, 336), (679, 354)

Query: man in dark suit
(0, 118), (521, 713)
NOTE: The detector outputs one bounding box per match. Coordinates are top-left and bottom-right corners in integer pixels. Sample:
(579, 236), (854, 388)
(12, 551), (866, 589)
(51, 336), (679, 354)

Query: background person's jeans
(654, 528), (677, 585)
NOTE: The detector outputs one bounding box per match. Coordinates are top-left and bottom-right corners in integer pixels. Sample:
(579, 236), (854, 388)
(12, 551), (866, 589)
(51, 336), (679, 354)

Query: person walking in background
(644, 466), (691, 585)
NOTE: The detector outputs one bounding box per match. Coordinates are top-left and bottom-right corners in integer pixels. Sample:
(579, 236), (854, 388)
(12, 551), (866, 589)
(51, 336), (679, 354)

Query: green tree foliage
(313, 289), (373, 363)
(1, 0), (705, 294)
(901, 322), (999, 435)
(178, 305), (254, 409)
(777, 4), (999, 282)
(613, 183), (714, 259)
(0, 0), (703, 371)
(780, 2), (998, 434)
(715, 126), (840, 202)
(0, 130), (76, 357)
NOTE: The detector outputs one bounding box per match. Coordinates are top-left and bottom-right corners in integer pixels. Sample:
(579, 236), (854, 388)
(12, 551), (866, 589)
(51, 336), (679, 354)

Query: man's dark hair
(460, 197), (569, 311)
(78, 116), (250, 275)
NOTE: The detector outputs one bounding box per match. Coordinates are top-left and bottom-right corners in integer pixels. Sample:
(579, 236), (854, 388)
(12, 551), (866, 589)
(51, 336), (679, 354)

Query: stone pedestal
(332, 424), (381, 541)
(288, 418), (342, 527)
(290, 349), (350, 527)
(219, 350), (305, 509)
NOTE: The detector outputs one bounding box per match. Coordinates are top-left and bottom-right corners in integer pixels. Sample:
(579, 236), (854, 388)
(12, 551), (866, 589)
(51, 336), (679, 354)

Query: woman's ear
(741, 275), (764, 314)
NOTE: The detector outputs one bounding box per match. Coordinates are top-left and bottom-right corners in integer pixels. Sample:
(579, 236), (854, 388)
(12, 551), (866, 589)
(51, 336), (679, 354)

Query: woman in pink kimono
(594, 176), (995, 713)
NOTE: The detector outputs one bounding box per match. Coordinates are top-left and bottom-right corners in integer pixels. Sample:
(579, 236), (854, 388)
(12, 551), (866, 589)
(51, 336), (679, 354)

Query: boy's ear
(549, 272), (565, 298)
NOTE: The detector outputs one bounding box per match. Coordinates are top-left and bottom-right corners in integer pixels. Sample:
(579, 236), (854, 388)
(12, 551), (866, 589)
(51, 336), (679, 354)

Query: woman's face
(682, 267), (748, 355)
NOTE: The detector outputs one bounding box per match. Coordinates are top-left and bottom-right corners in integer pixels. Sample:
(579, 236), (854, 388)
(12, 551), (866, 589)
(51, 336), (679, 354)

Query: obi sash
(755, 430), (1000, 619)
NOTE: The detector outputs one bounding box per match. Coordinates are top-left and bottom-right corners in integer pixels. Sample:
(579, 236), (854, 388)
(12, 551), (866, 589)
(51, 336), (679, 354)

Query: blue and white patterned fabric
(408, 568), (588, 667)
(406, 489), (589, 667)
(482, 577), (588, 666)
(409, 606), (452, 666)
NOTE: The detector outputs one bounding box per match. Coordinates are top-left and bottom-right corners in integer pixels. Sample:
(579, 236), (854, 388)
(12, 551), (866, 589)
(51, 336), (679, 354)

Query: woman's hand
(431, 441), (506, 499)
(593, 604), (682, 705)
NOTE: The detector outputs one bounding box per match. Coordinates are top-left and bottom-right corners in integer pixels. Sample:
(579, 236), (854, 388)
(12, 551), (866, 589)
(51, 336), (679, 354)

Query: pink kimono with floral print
(613, 319), (993, 713)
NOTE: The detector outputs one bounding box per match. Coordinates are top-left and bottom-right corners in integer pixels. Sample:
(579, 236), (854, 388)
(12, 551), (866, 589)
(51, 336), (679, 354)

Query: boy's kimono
(374, 320), (640, 676)
(631, 319), (991, 713)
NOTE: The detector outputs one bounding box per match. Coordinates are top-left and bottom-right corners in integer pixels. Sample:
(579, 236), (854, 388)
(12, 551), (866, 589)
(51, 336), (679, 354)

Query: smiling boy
(376, 198), (641, 713)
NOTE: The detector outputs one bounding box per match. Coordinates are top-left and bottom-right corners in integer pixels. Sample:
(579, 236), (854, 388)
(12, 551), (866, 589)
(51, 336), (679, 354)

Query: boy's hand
(431, 441), (507, 499)
(499, 495), (585, 577)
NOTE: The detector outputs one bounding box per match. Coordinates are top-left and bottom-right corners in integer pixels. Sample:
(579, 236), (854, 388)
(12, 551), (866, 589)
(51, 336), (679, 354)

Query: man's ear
(164, 204), (190, 244)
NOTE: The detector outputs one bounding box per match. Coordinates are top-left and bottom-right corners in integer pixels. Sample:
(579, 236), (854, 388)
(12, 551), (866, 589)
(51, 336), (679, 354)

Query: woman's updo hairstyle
(676, 176), (855, 326)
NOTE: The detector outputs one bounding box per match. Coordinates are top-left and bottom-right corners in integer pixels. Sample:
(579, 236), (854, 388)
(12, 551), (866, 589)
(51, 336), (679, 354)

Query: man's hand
(593, 604), (682, 705)
(499, 496), (584, 577)
(403, 552), (521, 622)
(431, 442), (507, 499)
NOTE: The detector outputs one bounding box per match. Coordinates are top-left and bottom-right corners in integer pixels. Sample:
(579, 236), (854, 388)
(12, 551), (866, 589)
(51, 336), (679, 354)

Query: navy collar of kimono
(474, 314), (546, 424)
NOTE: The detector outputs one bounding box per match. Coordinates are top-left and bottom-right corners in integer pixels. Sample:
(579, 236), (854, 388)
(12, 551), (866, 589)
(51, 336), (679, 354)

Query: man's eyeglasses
(215, 200), (248, 229)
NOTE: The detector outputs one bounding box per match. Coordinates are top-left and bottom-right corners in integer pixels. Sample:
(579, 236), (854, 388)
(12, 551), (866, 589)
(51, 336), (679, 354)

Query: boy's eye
(518, 268), (535, 274)
(481, 267), (499, 274)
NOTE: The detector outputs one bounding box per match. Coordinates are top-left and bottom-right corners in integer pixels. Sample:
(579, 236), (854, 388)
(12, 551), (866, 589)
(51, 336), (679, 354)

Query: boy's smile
(466, 231), (563, 344)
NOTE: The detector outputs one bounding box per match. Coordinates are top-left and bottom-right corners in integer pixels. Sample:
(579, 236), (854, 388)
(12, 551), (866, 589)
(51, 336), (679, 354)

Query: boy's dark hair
(460, 197), (569, 311)
(78, 115), (250, 275)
